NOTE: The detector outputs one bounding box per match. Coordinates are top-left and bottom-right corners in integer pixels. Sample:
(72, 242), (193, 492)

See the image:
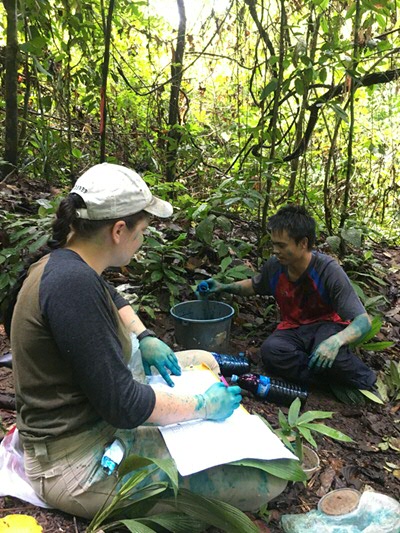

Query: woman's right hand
(202, 382), (242, 420)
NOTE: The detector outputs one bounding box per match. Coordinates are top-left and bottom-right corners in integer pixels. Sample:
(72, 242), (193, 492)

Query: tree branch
(283, 68), (400, 162)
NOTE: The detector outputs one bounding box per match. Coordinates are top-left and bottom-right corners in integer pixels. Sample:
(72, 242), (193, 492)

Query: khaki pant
(23, 350), (287, 519)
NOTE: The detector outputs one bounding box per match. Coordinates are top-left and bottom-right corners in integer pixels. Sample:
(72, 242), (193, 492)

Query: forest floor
(0, 176), (399, 532)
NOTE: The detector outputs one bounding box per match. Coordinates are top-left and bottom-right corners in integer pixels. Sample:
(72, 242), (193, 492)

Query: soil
(0, 176), (399, 532)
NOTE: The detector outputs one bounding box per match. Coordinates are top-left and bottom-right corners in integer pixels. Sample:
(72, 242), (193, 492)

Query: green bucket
(170, 300), (235, 351)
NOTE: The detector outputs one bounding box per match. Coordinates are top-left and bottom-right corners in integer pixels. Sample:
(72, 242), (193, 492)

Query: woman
(10, 163), (286, 518)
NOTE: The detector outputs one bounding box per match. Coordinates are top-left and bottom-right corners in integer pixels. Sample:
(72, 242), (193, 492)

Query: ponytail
(48, 194), (81, 249)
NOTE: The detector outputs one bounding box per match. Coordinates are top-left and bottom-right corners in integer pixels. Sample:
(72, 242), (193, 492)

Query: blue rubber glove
(140, 337), (181, 387)
(308, 335), (341, 370)
(195, 278), (224, 295)
(200, 382), (242, 420)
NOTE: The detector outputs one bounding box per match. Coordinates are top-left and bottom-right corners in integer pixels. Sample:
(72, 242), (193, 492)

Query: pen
(219, 375), (229, 387)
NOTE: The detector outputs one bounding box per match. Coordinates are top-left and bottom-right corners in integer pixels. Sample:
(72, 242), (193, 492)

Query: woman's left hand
(139, 337), (181, 387)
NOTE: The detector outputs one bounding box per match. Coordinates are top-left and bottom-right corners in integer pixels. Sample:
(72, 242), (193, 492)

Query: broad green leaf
(161, 489), (258, 533)
(136, 512), (207, 533)
(195, 216), (215, 245)
(326, 236), (341, 252)
(351, 315), (382, 346)
(389, 361), (400, 384)
(108, 520), (155, 532)
(297, 426), (317, 448)
(347, 271), (387, 287)
(12, 226), (34, 240)
(278, 409), (290, 431)
(330, 102), (349, 123)
(72, 148), (82, 158)
(362, 341), (394, 351)
(359, 389), (384, 404)
(295, 77), (304, 95)
(364, 295), (387, 309)
(0, 275), (11, 290)
(191, 203), (209, 220)
(349, 281), (366, 301)
(216, 215), (232, 232)
(36, 198), (53, 209)
(275, 429), (295, 452)
(220, 256), (232, 272)
(288, 397), (301, 426)
(302, 423), (353, 442)
(230, 458), (306, 482)
(346, 2), (357, 18)
(145, 237), (163, 250)
(297, 410), (333, 424)
(341, 227), (362, 248)
(260, 78), (278, 100)
(113, 483), (169, 514)
(28, 234), (49, 253)
(118, 455), (155, 477)
(120, 457), (178, 494)
(150, 270), (163, 283)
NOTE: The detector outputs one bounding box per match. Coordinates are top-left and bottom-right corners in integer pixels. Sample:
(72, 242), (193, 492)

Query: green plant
(349, 280), (388, 315)
(133, 229), (188, 307)
(373, 360), (400, 403)
(350, 315), (394, 352)
(213, 256), (255, 284)
(87, 454), (259, 533)
(274, 398), (353, 463)
(0, 199), (58, 302)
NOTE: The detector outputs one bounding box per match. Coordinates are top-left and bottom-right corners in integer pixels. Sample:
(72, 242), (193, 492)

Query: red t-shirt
(252, 252), (366, 330)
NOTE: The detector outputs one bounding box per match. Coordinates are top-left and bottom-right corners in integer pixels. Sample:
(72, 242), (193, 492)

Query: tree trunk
(165, 0), (186, 184)
(100, 0), (115, 163)
(339, 0), (361, 232)
(3, 0), (19, 174)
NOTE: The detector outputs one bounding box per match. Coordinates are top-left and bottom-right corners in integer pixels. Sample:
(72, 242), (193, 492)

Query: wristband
(137, 329), (157, 342)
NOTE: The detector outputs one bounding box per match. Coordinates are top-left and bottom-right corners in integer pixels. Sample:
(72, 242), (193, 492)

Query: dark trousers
(260, 322), (376, 390)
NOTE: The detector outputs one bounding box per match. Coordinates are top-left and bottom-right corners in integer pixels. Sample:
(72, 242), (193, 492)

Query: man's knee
(260, 335), (285, 369)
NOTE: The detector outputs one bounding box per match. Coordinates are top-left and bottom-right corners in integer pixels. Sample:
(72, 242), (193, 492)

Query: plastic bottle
(211, 352), (251, 377)
(101, 439), (125, 476)
(231, 373), (308, 407)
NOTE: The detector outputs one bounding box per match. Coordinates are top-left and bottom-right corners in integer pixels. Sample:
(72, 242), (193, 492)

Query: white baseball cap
(71, 163), (173, 220)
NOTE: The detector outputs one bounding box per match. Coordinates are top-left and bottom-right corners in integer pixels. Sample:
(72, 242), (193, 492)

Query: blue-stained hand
(139, 337), (181, 387)
(202, 382), (242, 420)
(308, 335), (341, 370)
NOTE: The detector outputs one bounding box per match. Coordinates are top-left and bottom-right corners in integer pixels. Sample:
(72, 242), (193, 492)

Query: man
(201, 205), (376, 392)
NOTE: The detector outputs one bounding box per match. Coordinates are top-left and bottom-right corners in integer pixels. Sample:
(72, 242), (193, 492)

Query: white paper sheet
(149, 369), (297, 476)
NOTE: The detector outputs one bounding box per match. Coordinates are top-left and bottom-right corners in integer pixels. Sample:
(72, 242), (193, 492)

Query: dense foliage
(0, 0), (399, 242)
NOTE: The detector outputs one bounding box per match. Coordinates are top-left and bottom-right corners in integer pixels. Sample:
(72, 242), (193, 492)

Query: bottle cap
(198, 281), (210, 292)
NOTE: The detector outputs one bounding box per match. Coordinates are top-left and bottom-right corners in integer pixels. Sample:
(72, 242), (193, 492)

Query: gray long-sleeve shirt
(11, 248), (155, 442)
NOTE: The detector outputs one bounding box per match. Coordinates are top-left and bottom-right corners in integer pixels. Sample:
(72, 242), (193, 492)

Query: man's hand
(195, 278), (224, 295)
(308, 335), (342, 370)
(140, 337), (181, 387)
(195, 278), (255, 297)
